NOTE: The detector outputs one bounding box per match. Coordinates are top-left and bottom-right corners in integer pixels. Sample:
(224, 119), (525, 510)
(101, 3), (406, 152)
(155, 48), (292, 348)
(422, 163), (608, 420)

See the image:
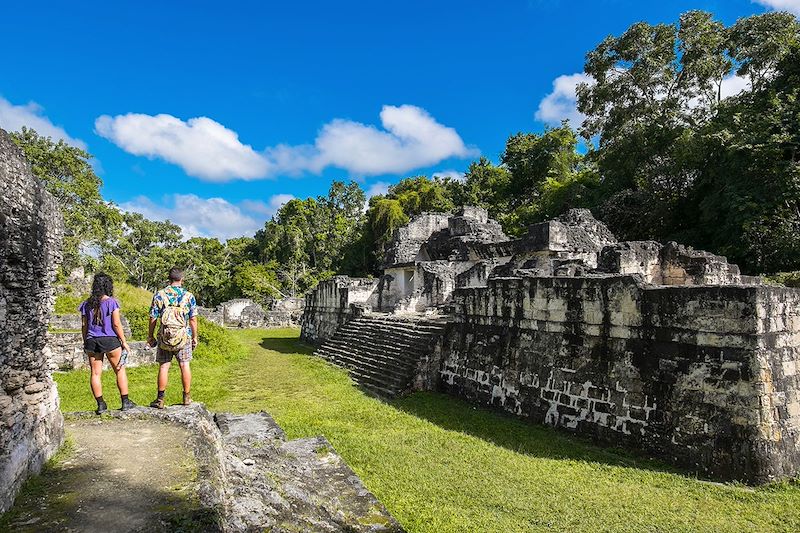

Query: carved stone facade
(0, 128), (64, 512)
(302, 207), (800, 483)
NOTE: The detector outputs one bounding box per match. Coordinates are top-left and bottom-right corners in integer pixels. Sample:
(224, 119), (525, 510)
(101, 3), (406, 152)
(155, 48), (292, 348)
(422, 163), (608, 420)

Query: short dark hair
(168, 267), (184, 282)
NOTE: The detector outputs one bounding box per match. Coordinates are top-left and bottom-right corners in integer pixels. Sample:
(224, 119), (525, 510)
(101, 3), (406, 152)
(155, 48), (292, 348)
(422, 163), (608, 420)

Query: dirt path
(2, 417), (214, 532)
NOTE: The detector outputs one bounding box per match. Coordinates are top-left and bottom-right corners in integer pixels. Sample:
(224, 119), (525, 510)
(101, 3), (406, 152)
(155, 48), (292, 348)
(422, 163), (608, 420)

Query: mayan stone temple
(302, 206), (800, 484)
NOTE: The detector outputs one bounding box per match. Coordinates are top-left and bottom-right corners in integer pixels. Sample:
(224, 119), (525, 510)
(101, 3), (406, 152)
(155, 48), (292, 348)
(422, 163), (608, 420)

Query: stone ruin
(198, 296), (304, 329)
(302, 206), (800, 484)
(0, 128), (64, 512)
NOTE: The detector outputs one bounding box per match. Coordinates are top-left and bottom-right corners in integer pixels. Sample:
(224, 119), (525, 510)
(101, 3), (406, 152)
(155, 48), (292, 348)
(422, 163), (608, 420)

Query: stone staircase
(315, 314), (447, 398)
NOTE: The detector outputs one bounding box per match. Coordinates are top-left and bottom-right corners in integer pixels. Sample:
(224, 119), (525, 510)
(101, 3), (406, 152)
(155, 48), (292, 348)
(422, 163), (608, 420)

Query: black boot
(121, 397), (137, 411)
(95, 398), (108, 415)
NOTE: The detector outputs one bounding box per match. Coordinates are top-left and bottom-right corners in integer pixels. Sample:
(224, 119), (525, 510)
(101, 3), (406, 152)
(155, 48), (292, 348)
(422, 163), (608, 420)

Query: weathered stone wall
(439, 274), (800, 483)
(299, 276), (379, 345)
(199, 297), (305, 329)
(47, 336), (154, 371)
(0, 128), (64, 512)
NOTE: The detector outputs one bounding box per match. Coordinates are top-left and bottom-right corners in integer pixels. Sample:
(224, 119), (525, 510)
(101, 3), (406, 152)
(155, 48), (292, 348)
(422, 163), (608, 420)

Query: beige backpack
(158, 289), (189, 351)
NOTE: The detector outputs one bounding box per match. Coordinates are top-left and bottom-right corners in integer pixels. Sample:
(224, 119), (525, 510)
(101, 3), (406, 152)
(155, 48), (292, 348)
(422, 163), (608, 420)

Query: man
(147, 267), (198, 408)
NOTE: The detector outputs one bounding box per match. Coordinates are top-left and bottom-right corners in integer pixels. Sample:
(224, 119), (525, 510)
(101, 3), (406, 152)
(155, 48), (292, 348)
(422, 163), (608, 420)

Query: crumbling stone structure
(302, 207), (800, 483)
(199, 297), (304, 329)
(0, 128), (64, 512)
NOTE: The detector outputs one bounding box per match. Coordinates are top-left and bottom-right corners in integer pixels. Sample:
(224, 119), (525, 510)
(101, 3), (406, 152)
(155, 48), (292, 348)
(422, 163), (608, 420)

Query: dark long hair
(86, 273), (114, 325)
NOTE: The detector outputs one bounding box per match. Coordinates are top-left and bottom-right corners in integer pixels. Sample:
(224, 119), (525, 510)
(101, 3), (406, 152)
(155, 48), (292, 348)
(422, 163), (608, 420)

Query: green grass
(54, 328), (800, 532)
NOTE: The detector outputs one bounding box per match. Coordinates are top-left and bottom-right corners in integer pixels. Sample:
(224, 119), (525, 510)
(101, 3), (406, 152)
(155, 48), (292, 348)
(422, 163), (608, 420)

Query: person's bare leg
(88, 354), (103, 398)
(179, 361), (191, 393)
(158, 361), (171, 392)
(106, 348), (128, 396)
(179, 361), (192, 404)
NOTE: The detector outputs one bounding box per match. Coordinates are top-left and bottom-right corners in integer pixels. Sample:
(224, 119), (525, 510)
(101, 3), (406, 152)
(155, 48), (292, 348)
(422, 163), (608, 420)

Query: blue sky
(0, 0), (796, 239)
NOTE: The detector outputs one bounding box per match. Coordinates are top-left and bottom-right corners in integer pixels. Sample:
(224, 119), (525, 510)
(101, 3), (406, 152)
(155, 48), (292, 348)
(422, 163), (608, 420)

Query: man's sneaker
(121, 398), (137, 411)
(182, 392), (192, 406)
(149, 397), (165, 409)
(95, 400), (108, 415)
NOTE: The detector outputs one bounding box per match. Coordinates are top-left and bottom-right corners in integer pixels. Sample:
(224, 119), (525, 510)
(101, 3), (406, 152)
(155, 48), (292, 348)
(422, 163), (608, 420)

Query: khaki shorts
(156, 343), (193, 364)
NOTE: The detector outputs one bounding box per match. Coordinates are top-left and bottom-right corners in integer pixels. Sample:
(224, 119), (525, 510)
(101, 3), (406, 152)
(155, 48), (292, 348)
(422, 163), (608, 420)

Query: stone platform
(67, 404), (403, 532)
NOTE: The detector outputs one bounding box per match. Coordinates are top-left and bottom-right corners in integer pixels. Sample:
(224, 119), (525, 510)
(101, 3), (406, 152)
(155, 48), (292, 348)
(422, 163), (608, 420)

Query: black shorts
(84, 336), (122, 354)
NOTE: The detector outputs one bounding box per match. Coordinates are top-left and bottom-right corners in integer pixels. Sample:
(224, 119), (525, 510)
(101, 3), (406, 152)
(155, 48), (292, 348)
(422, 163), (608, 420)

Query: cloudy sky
(1, 0), (796, 239)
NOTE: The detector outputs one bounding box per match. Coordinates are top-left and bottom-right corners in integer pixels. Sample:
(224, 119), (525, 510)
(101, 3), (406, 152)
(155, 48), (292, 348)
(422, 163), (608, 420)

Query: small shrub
(54, 293), (84, 314)
(193, 317), (247, 364)
(124, 305), (151, 341)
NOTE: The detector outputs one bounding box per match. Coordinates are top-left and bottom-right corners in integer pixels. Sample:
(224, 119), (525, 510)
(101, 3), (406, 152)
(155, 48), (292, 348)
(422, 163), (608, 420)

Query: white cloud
(96, 105), (477, 182)
(719, 74), (751, 99)
(432, 169), (465, 182)
(535, 73), (593, 126)
(753, 0), (800, 15)
(0, 96), (86, 149)
(239, 194), (295, 217)
(95, 114), (270, 182)
(365, 181), (390, 199)
(120, 194), (270, 240)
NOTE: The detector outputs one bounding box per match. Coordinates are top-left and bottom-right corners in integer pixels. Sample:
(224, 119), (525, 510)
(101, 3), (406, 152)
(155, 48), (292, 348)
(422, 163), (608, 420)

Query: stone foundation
(0, 128), (64, 512)
(439, 276), (800, 483)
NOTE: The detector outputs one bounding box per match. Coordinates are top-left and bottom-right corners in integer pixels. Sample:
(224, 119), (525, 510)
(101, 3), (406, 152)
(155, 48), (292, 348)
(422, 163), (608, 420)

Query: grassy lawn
(54, 328), (800, 532)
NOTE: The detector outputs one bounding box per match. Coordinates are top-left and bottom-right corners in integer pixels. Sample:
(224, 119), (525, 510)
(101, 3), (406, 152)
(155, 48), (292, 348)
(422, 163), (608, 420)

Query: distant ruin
(0, 128), (64, 512)
(199, 297), (304, 329)
(302, 206), (800, 484)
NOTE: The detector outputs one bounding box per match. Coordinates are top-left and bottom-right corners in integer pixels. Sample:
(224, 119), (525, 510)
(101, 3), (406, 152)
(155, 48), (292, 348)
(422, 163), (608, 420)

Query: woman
(79, 273), (137, 414)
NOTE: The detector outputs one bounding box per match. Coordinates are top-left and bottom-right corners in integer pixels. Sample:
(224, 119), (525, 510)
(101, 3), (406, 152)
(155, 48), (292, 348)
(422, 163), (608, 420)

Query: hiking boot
(121, 398), (137, 411)
(95, 399), (108, 415)
(149, 397), (165, 409)
(182, 392), (192, 406)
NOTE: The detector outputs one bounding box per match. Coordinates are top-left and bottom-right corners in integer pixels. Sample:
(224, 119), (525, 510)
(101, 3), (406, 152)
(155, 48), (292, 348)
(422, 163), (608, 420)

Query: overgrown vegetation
(52, 329), (800, 532)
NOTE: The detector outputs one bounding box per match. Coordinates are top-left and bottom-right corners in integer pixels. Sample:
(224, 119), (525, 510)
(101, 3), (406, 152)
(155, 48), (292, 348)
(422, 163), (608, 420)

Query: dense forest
(13, 10), (800, 307)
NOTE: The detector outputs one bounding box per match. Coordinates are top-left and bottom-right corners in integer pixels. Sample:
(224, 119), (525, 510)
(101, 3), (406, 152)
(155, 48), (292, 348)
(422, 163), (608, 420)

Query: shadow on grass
(254, 331), (684, 478)
(259, 335), (315, 356)
(392, 391), (684, 478)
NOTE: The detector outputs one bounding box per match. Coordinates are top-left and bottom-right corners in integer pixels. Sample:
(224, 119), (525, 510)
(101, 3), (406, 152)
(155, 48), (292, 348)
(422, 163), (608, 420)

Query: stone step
(316, 347), (414, 382)
(336, 323), (440, 343)
(315, 315), (447, 399)
(347, 317), (446, 334)
(323, 338), (426, 362)
(331, 330), (430, 350)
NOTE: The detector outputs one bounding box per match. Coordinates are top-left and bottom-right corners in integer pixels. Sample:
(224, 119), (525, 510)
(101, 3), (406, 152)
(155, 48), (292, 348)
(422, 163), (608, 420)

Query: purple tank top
(78, 297), (120, 338)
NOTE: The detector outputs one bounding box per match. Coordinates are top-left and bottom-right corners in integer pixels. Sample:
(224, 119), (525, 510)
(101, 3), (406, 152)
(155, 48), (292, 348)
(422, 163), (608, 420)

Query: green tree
(689, 43), (800, 273)
(576, 10), (800, 243)
(387, 176), (454, 216)
(10, 127), (121, 271)
(101, 212), (182, 290)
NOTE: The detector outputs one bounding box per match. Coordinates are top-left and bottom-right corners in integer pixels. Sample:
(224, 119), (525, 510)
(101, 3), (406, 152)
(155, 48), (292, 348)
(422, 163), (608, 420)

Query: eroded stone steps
(315, 315), (447, 399)
(316, 348), (413, 385)
(320, 340), (425, 366)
